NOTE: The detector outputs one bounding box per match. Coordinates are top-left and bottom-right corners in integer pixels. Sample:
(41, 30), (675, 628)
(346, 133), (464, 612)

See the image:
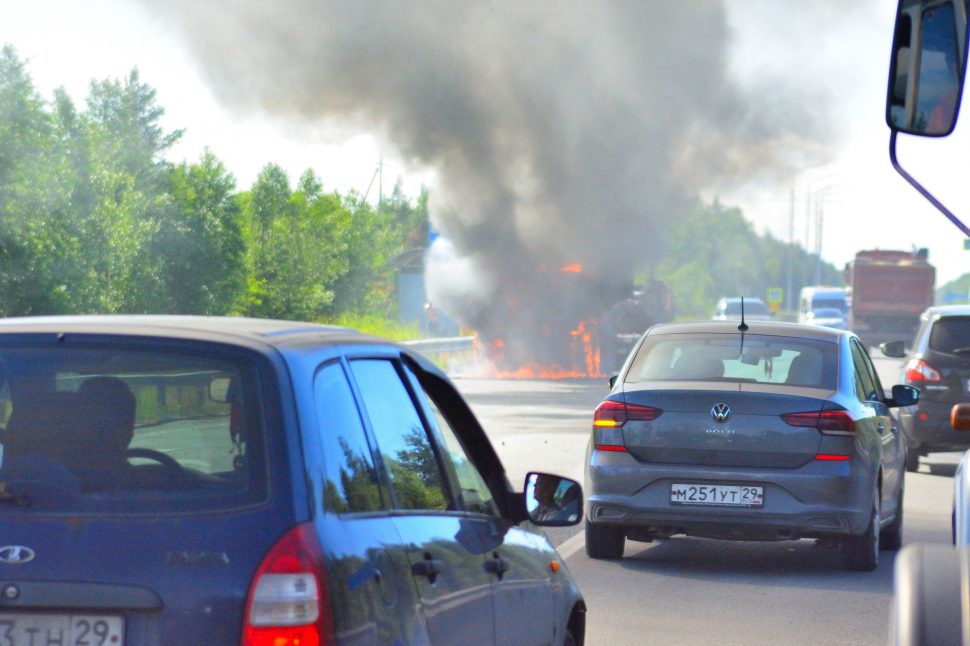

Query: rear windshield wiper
(949, 347), (970, 355)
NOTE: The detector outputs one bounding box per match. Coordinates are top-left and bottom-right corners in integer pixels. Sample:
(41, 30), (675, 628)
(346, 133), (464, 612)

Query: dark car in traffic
(881, 305), (970, 472)
(0, 315), (585, 645)
(585, 320), (918, 571)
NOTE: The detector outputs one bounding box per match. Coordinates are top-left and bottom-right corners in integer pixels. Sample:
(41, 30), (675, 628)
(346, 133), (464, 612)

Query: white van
(798, 286), (849, 324)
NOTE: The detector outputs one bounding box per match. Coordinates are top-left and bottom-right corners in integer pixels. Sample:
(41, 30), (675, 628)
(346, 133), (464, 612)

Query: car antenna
(738, 297), (749, 332)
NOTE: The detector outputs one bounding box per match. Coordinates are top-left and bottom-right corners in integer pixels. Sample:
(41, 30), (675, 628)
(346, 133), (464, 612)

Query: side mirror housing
(889, 384), (921, 408)
(523, 472), (582, 527)
(880, 340), (907, 358)
(887, 0), (967, 136)
(952, 403), (970, 431)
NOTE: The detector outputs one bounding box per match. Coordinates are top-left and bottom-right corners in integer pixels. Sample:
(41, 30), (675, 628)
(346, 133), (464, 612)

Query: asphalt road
(453, 352), (960, 646)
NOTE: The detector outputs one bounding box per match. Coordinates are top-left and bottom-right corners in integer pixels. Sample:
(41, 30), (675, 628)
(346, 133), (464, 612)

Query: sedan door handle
(483, 555), (509, 580)
(411, 556), (444, 584)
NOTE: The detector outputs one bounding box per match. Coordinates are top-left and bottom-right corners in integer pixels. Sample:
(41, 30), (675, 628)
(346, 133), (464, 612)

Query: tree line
(0, 45), (428, 321)
(653, 201), (842, 319)
(1, 44), (837, 326)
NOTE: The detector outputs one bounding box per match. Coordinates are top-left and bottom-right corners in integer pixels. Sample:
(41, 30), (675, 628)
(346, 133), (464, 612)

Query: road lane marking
(556, 531), (586, 560)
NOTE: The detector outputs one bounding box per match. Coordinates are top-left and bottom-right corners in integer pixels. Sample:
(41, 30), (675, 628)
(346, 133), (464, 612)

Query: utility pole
(378, 154), (383, 225)
(786, 185), (794, 314)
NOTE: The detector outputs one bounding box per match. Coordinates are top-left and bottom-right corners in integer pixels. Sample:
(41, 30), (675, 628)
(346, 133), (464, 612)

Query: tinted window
(0, 345), (266, 513)
(929, 317), (970, 354)
(315, 361), (382, 513)
(406, 368), (498, 517)
(625, 333), (838, 389)
(350, 359), (450, 511)
(850, 340), (881, 401)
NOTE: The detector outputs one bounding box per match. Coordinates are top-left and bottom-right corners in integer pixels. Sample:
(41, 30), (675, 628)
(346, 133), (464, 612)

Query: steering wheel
(126, 448), (187, 477)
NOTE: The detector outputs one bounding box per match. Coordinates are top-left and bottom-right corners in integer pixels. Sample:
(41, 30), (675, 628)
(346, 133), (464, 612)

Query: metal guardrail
(402, 336), (476, 355)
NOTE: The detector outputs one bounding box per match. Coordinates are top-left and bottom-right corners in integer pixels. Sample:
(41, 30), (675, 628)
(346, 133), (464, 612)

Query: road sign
(766, 287), (783, 304)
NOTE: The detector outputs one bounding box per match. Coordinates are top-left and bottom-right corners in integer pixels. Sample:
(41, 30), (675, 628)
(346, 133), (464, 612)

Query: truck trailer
(844, 249), (935, 345)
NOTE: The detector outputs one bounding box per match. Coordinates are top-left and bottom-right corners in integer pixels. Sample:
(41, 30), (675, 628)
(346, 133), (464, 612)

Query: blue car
(0, 315), (585, 645)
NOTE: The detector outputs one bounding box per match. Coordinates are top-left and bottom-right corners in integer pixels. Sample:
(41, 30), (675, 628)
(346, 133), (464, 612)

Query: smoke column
(138, 1), (835, 369)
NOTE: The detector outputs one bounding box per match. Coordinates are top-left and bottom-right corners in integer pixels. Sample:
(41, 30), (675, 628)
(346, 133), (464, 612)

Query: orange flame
(559, 263), (583, 273)
(483, 320), (603, 379)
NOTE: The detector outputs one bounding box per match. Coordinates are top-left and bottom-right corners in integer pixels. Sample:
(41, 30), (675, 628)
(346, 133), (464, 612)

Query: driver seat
(62, 377), (136, 483)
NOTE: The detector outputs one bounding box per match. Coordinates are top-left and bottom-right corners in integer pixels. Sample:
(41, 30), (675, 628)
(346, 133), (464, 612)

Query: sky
(1, 0), (968, 290)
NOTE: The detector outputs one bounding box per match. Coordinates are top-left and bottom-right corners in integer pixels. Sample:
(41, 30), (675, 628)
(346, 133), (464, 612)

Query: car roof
(718, 297), (766, 303)
(0, 315), (380, 349)
(923, 305), (970, 319)
(647, 319), (847, 341)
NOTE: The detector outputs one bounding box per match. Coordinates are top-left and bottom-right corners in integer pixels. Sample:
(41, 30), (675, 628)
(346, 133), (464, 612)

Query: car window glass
(405, 369), (498, 516)
(928, 317), (970, 353)
(0, 346), (266, 513)
(314, 361), (382, 513)
(625, 334), (837, 389)
(349, 359), (450, 511)
(856, 342), (885, 401)
(849, 341), (876, 401)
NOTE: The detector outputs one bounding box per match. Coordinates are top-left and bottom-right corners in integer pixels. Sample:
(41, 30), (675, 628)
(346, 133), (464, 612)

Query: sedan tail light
(903, 358), (941, 382)
(592, 400), (662, 453)
(242, 523), (333, 646)
(593, 400), (662, 427)
(780, 408), (856, 435)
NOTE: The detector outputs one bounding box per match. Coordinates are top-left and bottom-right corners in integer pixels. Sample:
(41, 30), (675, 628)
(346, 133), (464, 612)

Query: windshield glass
(624, 333), (838, 389)
(811, 308), (844, 318)
(812, 298), (847, 313)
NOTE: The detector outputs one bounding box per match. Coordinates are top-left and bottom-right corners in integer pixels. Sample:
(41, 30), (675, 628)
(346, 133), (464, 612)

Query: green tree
(152, 152), (246, 313)
(243, 165), (348, 320)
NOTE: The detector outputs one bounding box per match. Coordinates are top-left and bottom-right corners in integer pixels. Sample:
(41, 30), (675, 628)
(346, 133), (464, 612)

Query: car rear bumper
(900, 403), (970, 451)
(585, 450), (874, 539)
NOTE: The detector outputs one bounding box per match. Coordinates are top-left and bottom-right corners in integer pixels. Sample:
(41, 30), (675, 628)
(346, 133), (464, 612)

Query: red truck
(844, 249), (935, 345)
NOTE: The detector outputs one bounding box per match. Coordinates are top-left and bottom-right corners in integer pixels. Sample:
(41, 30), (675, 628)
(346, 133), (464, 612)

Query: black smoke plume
(139, 1), (833, 371)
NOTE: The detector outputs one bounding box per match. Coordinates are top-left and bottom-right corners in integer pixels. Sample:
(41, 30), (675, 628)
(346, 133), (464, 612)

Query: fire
(482, 320), (603, 379)
(559, 263), (583, 273)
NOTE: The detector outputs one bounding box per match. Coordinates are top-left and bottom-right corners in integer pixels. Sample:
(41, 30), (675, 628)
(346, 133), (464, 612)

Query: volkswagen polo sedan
(585, 320), (918, 571)
(0, 315), (585, 645)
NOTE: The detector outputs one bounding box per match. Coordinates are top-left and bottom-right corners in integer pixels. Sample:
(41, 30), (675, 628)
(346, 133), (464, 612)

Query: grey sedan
(585, 320), (918, 571)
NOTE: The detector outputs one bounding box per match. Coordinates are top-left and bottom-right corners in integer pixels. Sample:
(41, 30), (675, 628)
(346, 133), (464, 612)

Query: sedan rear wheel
(880, 484), (903, 551)
(585, 521), (625, 559)
(843, 495), (880, 571)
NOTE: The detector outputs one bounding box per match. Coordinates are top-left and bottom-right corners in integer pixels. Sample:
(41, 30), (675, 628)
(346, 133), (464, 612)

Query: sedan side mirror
(889, 384), (920, 408)
(952, 403), (970, 431)
(524, 472), (582, 527)
(880, 340), (907, 359)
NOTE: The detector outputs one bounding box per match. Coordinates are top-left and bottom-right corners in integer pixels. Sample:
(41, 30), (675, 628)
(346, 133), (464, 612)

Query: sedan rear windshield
(0, 344), (267, 514)
(624, 333), (838, 389)
(929, 317), (970, 355)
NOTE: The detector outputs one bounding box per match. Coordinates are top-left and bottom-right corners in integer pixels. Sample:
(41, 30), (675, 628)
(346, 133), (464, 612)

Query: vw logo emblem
(711, 403), (731, 423)
(0, 545), (35, 565)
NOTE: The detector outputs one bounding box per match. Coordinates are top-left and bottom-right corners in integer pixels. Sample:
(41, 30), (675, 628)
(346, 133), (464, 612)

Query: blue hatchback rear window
(0, 345), (267, 513)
